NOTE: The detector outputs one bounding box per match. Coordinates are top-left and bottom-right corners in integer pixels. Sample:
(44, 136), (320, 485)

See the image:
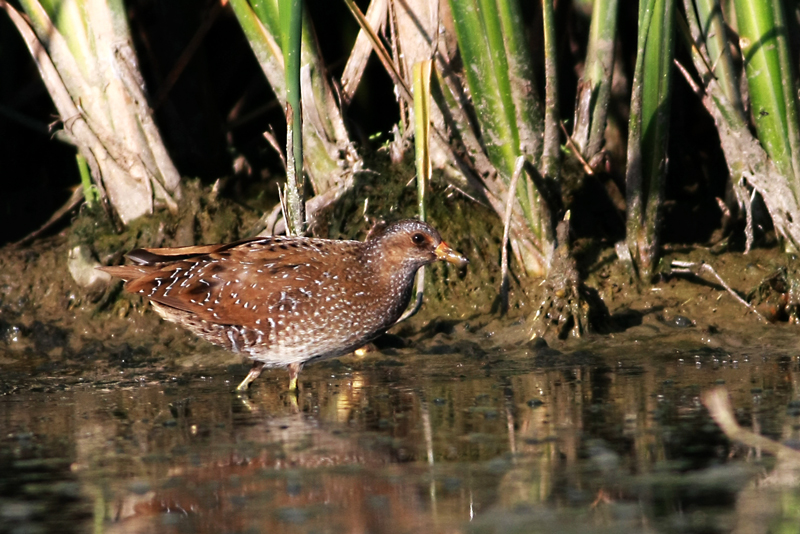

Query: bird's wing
(123, 237), (359, 328)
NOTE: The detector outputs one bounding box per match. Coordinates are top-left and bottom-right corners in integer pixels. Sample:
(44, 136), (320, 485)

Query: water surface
(2, 316), (800, 533)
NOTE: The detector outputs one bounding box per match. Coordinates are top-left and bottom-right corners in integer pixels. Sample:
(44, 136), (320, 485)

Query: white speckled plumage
(99, 220), (468, 389)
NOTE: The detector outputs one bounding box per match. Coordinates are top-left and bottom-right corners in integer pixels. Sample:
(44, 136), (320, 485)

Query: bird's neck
(362, 241), (421, 325)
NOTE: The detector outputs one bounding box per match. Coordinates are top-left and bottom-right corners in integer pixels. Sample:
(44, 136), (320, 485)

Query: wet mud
(3, 210), (800, 532)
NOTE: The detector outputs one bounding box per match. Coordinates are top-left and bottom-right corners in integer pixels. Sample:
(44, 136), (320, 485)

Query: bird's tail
(96, 265), (151, 282)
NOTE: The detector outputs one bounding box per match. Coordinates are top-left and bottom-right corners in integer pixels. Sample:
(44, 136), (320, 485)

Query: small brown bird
(99, 220), (468, 391)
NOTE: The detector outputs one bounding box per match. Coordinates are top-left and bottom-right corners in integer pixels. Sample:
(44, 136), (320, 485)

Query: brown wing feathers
(98, 237), (284, 281)
(98, 237), (349, 329)
(125, 238), (274, 264)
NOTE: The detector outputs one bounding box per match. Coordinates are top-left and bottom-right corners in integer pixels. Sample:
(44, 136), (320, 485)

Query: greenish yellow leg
(287, 363), (302, 391)
(236, 361), (265, 391)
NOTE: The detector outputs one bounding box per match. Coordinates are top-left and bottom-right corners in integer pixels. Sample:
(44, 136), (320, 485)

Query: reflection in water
(2, 329), (800, 532)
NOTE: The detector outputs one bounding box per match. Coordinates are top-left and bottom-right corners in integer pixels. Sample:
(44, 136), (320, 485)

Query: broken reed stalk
(572, 0), (619, 160)
(396, 59), (433, 325)
(284, 102), (305, 236)
(501, 156), (526, 313)
(341, 0), (412, 103)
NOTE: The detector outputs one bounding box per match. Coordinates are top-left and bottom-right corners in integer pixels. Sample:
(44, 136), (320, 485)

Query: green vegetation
(3, 0), (800, 300)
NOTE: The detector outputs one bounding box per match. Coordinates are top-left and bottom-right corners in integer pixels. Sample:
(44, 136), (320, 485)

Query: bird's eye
(412, 233), (426, 245)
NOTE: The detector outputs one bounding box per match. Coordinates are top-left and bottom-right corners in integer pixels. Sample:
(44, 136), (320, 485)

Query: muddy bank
(0, 184), (796, 389)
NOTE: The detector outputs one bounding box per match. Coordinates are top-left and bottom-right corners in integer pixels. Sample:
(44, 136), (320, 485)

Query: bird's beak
(434, 242), (469, 268)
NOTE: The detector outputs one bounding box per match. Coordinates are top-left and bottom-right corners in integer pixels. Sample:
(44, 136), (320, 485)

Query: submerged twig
(703, 387), (800, 462)
(670, 260), (766, 321)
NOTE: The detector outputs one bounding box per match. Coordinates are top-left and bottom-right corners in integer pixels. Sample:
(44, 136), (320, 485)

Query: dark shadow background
(0, 0), (748, 248)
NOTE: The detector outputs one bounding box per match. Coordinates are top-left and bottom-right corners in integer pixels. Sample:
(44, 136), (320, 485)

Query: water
(2, 316), (800, 533)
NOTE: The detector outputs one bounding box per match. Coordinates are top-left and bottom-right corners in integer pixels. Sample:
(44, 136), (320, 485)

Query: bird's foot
(235, 361), (265, 392)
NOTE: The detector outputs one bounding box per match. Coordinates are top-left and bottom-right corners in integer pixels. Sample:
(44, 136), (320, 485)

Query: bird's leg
(287, 362), (303, 391)
(236, 361), (265, 392)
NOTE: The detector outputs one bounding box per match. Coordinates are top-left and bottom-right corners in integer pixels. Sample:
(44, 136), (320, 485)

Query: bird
(98, 220), (468, 391)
